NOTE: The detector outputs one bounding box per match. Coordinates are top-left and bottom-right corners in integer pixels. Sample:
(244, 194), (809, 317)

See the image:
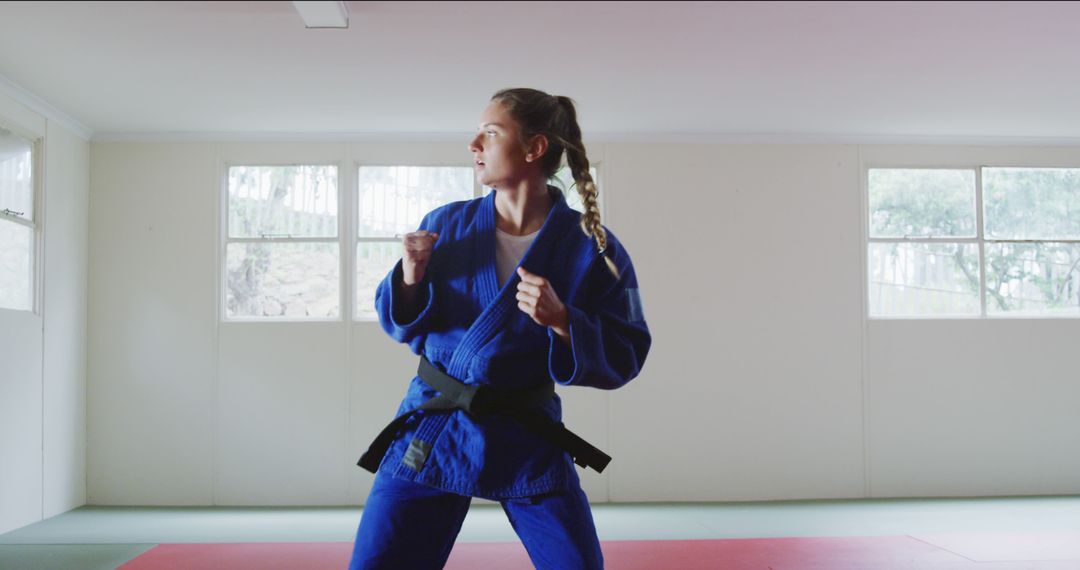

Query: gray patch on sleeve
(626, 288), (645, 322)
(402, 438), (432, 471)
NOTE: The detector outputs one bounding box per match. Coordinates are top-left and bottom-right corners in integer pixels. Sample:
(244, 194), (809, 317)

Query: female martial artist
(349, 88), (652, 569)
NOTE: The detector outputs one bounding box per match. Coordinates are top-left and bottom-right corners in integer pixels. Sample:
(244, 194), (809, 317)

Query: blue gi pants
(349, 471), (604, 569)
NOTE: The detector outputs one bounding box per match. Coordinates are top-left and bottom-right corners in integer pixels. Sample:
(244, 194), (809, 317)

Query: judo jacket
(372, 187), (651, 500)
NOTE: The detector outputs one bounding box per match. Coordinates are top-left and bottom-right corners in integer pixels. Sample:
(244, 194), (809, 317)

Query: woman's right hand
(401, 230), (439, 286)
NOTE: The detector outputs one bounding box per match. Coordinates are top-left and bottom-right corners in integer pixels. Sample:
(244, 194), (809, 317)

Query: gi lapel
(445, 187), (574, 379)
(397, 188), (576, 475)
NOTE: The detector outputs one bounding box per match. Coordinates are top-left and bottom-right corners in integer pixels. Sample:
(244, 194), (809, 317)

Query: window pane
(869, 242), (980, 316)
(0, 220), (32, 311)
(551, 166), (599, 214)
(983, 167), (1080, 240)
(985, 242), (1080, 315)
(225, 242), (339, 318)
(355, 241), (404, 321)
(228, 166), (338, 239)
(868, 169), (976, 238)
(0, 127), (33, 222)
(358, 167), (473, 238)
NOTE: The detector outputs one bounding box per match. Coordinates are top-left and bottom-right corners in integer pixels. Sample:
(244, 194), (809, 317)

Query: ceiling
(1, 1), (1078, 141)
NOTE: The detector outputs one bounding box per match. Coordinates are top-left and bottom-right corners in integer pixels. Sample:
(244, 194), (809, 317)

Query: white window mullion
(229, 236), (337, 244)
(341, 158), (353, 323)
(976, 166), (987, 317)
(869, 237), (981, 244)
(32, 138), (42, 315)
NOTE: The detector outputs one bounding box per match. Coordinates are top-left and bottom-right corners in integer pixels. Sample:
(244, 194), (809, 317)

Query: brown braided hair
(490, 88), (620, 279)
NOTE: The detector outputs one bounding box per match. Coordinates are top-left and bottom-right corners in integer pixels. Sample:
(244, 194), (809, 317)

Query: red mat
(911, 531), (1080, 562)
(117, 535), (1080, 569)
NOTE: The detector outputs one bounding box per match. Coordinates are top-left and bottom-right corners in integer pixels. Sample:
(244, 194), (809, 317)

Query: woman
(350, 88), (651, 569)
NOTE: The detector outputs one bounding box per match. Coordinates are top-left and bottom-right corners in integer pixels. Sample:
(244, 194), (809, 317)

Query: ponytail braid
(491, 88), (620, 279)
(554, 96), (620, 280)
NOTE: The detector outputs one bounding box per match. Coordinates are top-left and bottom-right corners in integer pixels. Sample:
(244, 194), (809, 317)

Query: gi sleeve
(546, 241), (652, 389)
(374, 212), (438, 353)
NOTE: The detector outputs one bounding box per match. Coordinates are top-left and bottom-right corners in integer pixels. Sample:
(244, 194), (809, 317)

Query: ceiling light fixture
(292, 1), (349, 29)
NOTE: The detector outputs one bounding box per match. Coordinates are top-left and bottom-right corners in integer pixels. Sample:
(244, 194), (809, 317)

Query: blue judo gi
(350, 187), (651, 569)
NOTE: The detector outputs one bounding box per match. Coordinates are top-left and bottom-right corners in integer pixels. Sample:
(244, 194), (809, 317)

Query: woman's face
(468, 101), (531, 189)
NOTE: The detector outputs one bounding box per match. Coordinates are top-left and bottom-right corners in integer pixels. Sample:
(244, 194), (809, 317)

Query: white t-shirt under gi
(495, 227), (540, 288)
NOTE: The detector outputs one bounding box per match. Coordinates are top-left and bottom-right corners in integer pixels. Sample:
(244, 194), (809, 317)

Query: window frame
(217, 156), (607, 324)
(0, 119), (42, 315)
(865, 163), (1080, 319)
(352, 162), (480, 322)
(219, 161), (345, 323)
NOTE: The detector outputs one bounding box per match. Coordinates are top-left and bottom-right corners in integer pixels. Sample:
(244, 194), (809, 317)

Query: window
(0, 125), (36, 312)
(224, 165), (340, 320)
(222, 159), (605, 322)
(868, 167), (1080, 317)
(355, 166), (474, 321)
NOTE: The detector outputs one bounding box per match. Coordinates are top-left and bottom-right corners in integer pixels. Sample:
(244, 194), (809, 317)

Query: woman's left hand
(516, 267), (570, 339)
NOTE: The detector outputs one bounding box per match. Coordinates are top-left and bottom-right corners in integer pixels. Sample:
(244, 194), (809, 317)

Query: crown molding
(0, 72), (93, 141)
(90, 131), (1080, 147)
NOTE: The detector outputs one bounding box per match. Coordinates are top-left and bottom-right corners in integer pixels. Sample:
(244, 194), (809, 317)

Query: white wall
(606, 144), (866, 501)
(88, 143), (218, 505)
(86, 139), (1080, 506)
(42, 119), (90, 516)
(0, 91), (89, 535)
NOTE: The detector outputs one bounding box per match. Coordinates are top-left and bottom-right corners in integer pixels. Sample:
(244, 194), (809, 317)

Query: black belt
(357, 356), (612, 473)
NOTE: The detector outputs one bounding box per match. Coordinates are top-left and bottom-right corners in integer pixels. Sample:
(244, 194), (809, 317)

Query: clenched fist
(516, 266), (571, 343)
(401, 230), (439, 286)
